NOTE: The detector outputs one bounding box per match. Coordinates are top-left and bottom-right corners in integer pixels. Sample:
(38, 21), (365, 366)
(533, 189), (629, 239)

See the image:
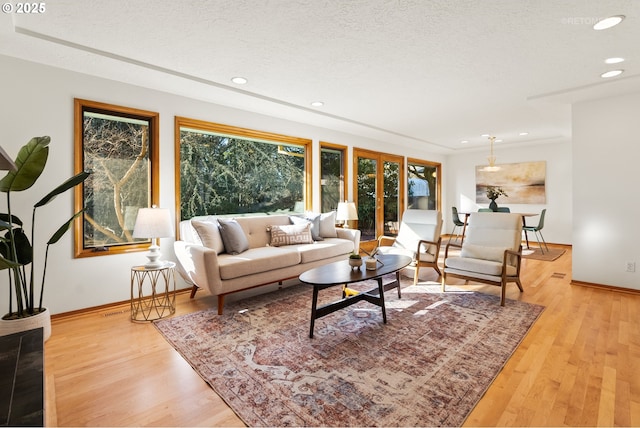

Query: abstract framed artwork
(74, 99), (159, 258)
(476, 161), (546, 204)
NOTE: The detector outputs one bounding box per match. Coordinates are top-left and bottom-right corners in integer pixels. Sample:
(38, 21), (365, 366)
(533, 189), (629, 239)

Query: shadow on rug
(154, 280), (544, 427)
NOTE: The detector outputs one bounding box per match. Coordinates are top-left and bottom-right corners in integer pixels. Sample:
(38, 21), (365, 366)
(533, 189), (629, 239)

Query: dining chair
(376, 209), (443, 284)
(450, 207), (466, 243)
(523, 209), (548, 253)
(442, 212), (523, 306)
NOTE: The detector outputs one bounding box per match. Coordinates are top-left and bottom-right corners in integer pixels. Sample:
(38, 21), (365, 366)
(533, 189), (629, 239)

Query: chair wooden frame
(442, 242), (523, 305)
(377, 234), (442, 284)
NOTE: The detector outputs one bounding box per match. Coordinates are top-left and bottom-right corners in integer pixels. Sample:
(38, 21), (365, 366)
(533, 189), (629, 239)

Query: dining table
(457, 211), (539, 248)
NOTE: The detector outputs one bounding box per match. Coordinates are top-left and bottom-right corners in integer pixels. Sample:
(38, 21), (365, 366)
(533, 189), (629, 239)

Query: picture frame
(74, 99), (159, 258)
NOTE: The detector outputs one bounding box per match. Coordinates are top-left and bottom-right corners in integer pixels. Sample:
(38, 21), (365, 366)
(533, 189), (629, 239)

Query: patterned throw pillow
(268, 223), (313, 247)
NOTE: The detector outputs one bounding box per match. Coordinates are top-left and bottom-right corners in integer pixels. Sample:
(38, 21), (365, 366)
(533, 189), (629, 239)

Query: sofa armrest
(336, 227), (361, 252)
(173, 240), (223, 295)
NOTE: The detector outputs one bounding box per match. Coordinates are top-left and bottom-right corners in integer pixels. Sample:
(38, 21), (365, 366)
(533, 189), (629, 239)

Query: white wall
(0, 55), (445, 315)
(444, 140), (573, 245)
(573, 92), (640, 290)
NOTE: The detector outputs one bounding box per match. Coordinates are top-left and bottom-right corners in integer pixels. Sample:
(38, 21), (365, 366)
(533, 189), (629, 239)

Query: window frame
(319, 141), (348, 213)
(73, 98), (160, 258)
(407, 157), (442, 212)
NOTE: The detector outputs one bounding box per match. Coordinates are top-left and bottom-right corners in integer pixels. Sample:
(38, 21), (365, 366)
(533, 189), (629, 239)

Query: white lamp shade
(132, 207), (173, 239)
(336, 201), (358, 221)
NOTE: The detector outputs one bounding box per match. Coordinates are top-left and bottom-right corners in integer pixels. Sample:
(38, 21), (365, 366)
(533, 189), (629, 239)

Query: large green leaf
(0, 136), (50, 192)
(35, 171), (90, 207)
(0, 253), (20, 270)
(47, 210), (84, 245)
(0, 214), (23, 227)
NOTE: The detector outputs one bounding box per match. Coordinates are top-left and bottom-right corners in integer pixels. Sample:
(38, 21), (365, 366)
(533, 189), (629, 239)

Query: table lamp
(132, 206), (173, 268)
(336, 201), (358, 228)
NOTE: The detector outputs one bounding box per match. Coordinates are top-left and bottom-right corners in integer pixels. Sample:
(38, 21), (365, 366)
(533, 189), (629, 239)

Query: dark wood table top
(299, 254), (412, 288)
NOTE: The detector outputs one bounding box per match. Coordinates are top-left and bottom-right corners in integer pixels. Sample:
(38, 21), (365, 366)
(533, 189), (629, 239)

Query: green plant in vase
(485, 186), (508, 211)
(0, 136), (89, 324)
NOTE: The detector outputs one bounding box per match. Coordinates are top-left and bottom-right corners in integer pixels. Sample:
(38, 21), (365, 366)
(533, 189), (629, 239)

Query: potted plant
(486, 186), (508, 211)
(348, 252), (362, 269)
(0, 136), (89, 341)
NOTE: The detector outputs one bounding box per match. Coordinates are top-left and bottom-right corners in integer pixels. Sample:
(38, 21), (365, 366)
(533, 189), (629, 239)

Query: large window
(175, 117), (311, 221)
(320, 142), (347, 213)
(74, 99), (159, 258)
(407, 158), (441, 211)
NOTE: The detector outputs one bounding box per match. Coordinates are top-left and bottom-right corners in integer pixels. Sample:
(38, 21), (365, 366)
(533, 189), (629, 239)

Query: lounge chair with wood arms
(442, 212), (523, 305)
(375, 209), (442, 285)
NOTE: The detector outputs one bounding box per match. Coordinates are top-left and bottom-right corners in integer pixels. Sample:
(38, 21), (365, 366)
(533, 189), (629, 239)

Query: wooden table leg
(309, 286), (319, 338)
(377, 278), (387, 324)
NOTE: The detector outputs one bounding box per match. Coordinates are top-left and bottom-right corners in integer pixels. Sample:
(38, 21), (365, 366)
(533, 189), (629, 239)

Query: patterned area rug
(154, 279), (544, 427)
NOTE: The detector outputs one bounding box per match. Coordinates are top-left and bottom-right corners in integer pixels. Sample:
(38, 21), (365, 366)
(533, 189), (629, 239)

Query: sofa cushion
(269, 223), (313, 247)
(319, 211), (338, 238)
(217, 218), (250, 255)
(218, 247), (301, 280)
(191, 219), (225, 254)
(291, 238), (355, 263)
(290, 213), (323, 241)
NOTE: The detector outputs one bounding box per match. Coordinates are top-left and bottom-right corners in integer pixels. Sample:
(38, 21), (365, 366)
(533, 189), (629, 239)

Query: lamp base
(144, 244), (166, 269)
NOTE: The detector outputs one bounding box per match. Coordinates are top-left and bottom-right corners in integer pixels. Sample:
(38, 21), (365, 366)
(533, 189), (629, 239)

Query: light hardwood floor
(45, 245), (640, 427)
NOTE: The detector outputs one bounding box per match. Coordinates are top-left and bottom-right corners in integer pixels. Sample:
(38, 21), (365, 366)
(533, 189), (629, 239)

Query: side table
(130, 262), (176, 322)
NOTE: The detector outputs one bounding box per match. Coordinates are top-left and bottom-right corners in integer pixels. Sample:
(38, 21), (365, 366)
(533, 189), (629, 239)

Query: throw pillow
(191, 219), (225, 254)
(290, 213), (323, 241)
(217, 218), (250, 255)
(319, 211), (338, 238)
(268, 223), (313, 247)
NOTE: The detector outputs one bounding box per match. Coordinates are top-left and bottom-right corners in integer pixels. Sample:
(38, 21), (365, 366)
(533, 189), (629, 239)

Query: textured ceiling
(2, 0), (640, 153)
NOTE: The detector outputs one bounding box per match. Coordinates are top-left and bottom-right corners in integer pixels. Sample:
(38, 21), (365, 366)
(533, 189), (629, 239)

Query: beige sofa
(174, 213), (360, 314)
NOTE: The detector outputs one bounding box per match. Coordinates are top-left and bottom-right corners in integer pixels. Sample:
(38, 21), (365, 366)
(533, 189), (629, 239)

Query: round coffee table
(299, 254), (412, 338)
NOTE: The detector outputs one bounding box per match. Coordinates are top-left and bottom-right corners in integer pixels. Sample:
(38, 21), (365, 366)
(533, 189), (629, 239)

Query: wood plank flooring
(44, 245), (640, 426)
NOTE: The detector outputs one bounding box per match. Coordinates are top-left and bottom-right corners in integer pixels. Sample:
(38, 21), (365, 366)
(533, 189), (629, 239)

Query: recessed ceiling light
(519, 132), (529, 136)
(601, 69), (624, 78)
(461, 140), (469, 144)
(310, 101), (324, 107)
(593, 15), (625, 30)
(605, 57), (625, 64)
(231, 77), (248, 84)
(481, 134), (490, 137)
(495, 139), (503, 143)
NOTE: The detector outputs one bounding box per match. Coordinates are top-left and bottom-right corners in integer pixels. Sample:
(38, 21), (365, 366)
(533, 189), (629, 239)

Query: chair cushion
(445, 257), (516, 277)
(217, 218), (250, 255)
(460, 243), (507, 263)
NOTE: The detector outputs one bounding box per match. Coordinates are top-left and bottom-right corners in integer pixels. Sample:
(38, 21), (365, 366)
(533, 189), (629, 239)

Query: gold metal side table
(130, 262), (176, 322)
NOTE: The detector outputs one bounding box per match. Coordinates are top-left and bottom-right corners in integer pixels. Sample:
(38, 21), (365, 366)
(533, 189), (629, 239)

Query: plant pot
(0, 307), (51, 342)
(349, 258), (362, 269)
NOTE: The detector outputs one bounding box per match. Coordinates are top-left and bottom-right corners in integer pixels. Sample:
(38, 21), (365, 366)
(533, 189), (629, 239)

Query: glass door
(354, 149), (404, 243)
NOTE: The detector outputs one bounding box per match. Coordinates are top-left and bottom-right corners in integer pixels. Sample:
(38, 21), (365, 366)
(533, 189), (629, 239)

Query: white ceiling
(2, 0), (640, 154)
